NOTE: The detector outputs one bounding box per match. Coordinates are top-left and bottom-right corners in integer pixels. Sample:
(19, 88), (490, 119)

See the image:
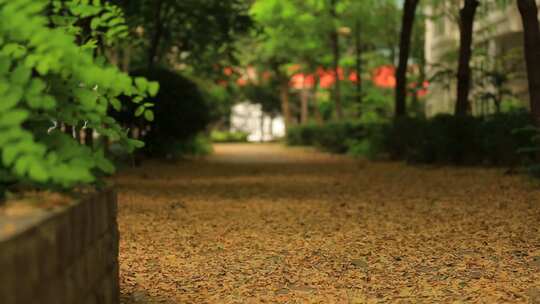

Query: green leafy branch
(0, 0), (159, 190)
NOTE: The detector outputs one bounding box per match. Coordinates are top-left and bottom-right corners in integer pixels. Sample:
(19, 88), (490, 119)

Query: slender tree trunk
(64, 124), (73, 137)
(517, 0), (540, 126)
(279, 78), (292, 131)
(148, 0), (164, 70)
(312, 77), (323, 125)
(330, 0), (343, 119)
(300, 78), (310, 124)
(395, 0), (419, 117)
(455, 0), (479, 116)
(389, 45), (396, 64)
(355, 19), (363, 106)
(122, 43), (132, 72)
(106, 47), (120, 67)
(75, 128), (82, 143)
(85, 128), (94, 147)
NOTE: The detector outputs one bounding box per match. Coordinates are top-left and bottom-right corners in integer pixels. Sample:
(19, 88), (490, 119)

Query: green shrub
(210, 130), (249, 143)
(315, 121), (364, 153)
(286, 123), (321, 146)
(286, 121), (363, 153)
(384, 112), (532, 165)
(347, 124), (387, 159)
(287, 112), (534, 167)
(115, 68), (210, 157)
(481, 111), (533, 165)
(0, 0), (156, 198)
(514, 124), (540, 177)
(420, 114), (482, 164)
(384, 116), (428, 161)
(170, 134), (213, 158)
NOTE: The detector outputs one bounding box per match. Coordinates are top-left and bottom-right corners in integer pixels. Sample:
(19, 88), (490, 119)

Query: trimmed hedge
(385, 115), (484, 164)
(287, 121), (363, 153)
(286, 111), (535, 166)
(385, 112), (534, 165)
(211, 131), (249, 143)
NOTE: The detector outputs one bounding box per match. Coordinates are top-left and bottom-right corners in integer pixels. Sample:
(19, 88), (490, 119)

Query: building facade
(424, 1), (533, 117)
(230, 102), (286, 142)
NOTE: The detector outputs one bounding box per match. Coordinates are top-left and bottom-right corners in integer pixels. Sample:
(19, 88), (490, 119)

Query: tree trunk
(64, 124), (73, 138)
(395, 0), (419, 118)
(300, 78), (310, 124)
(75, 127), (82, 143)
(122, 43), (132, 72)
(330, 0), (343, 119)
(106, 47), (120, 67)
(455, 0), (479, 116)
(355, 19), (363, 106)
(389, 45), (396, 64)
(280, 78), (292, 132)
(312, 77), (323, 125)
(85, 128), (94, 147)
(148, 0), (164, 70)
(517, 0), (540, 126)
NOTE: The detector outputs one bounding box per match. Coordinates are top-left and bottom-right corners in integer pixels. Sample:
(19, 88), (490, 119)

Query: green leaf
(0, 57), (11, 75)
(26, 79), (46, 96)
(133, 141), (145, 148)
(0, 109), (29, 127)
(90, 17), (102, 30)
(28, 160), (49, 182)
(10, 65), (31, 85)
(144, 109), (154, 121)
(14, 155), (32, 177)
(110, 98), (122, 111)
(135, 105), (145, 117)
(0, 129), (30, 146)
(148, 82), (159, 97)
(2, 143), (21, 166)
(135, 77), (148, 91)
(0, 86), (23, 112)
(74, 88), (99, 108)
(96, 158), (115, 174)
(127, 139), (145, 149)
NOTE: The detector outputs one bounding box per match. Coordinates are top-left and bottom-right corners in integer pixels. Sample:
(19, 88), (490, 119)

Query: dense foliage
(385, 112), (534, 165)
(113, 0), (253, 74)
(210, 131), (249, 143)
(114, 68), (210, 157)
(287, 111), (535, 167)
(243, 0), (401, 126)
(287, 121), (364, 154)
(0, 0), (157, 198)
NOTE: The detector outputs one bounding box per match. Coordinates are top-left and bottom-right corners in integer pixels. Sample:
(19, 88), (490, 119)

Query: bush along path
(114, 144), (540, 303)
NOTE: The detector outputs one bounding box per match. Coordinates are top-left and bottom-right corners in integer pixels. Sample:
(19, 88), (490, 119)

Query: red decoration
(372, 65), (396, 88)
(349, 71), (359, 83)
(223, 67), (234, 76)
(289, 73), (316, 89)
(236, 78), (247, 87)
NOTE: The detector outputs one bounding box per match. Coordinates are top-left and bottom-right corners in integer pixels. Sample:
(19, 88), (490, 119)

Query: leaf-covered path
(115, 144), (540, 303)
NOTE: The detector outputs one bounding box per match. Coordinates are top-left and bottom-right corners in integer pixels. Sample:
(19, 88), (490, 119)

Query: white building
(424, 1), (532, 116)
(230, 102), (286, 142)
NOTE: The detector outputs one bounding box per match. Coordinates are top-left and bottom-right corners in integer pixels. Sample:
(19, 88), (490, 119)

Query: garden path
(115, 143), (540, 303)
